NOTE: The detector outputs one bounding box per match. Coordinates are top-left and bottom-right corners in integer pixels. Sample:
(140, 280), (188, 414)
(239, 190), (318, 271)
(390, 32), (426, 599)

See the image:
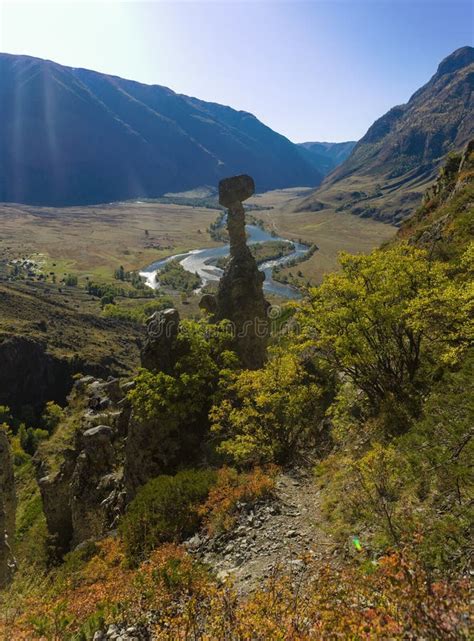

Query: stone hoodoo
(0, 431), (16, 587)
(201, 174), (269, 369)
(125, 307), (191, 500)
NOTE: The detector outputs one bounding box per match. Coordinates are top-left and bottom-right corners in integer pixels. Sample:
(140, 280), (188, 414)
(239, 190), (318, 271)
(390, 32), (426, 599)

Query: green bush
(102, 297), (174, 324)
(120, 469), (217, 564)
(41, 401), (64, 433)
(156, 259), (201, 292)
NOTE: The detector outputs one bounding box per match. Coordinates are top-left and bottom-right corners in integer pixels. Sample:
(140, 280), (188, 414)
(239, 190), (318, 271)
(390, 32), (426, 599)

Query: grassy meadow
(247, 188), (397, 284)
(0, 189), (396, 307)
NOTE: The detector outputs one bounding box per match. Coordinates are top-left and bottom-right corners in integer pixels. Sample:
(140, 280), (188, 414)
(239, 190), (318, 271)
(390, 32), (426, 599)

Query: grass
(0, 201), (221, 287)
(246, 188), (396, 284)
(0, 190), (396, 305)
(0, 279), (141, 375)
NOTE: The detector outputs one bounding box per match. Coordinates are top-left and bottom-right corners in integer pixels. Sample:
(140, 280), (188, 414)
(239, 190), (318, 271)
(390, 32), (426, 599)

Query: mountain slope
(297, 140), (356, 175)
(296, 47), (474, 224)
(0, 54), (322, 206)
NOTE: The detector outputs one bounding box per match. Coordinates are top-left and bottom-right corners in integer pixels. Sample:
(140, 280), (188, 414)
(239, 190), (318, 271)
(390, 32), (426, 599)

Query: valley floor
(0, 188), (396, 304)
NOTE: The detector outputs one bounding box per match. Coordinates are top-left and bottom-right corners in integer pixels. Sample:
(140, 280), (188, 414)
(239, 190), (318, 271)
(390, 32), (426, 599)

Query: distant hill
(296, 47), (474, 224)
(297, 141), (356, 176)
(0, 54), (322, 206)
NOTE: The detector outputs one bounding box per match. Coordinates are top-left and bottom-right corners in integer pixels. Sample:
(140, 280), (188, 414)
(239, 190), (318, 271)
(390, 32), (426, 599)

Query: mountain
(0, 54), (322, 206)
(297, 140), (357, 176)
(296, 46), (474, 224)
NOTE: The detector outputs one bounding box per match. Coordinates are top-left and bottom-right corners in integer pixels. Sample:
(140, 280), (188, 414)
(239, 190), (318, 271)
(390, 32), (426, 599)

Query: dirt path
(188, 469), (338, 594)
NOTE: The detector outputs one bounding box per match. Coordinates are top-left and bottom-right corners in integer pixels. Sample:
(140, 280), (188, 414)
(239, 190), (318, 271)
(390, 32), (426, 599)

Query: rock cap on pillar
(219, 174), (255, 207)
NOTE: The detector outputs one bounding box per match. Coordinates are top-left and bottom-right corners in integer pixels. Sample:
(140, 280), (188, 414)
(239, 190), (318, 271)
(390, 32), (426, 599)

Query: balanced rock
(201, 175), (269, 369)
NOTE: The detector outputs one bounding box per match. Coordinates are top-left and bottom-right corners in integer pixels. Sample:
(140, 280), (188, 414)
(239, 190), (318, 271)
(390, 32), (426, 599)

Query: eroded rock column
(203, 175), (269, 369)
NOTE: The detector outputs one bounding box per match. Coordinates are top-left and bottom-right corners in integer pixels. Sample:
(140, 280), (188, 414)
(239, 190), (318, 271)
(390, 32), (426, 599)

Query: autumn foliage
(1, 537), (470, 640)
(198, 466), (278, 535)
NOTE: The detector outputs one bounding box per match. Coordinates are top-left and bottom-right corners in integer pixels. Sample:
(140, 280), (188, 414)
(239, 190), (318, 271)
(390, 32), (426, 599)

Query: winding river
(140, 223), (310, 299)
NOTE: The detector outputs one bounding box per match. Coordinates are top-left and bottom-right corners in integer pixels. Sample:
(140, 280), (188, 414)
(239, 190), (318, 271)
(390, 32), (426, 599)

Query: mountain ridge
(0, 53), (322, 206)
(296, 46), (474, 223)
(297, 140), (357, 176)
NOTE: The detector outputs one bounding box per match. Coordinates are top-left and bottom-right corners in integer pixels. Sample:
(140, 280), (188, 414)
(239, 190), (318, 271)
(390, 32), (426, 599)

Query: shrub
(41, 401), (64, 434)
(320, 352), (474, 571)
(210, 350), (325, 465)
(297, 244), (472, 433)
(18, 424), (48, 455)
(128, 319), (237, 469)
(199, 466), (277, 535)
(64, 274), (78, 287)
(102, 297), (173, 324)
(120, 469), (217, 563)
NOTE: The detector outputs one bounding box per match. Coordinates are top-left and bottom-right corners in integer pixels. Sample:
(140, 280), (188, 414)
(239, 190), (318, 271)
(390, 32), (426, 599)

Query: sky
(0, 1), (472, 142)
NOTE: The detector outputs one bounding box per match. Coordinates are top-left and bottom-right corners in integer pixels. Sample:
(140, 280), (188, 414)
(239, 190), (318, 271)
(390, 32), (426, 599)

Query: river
(140, 223), (310, 299)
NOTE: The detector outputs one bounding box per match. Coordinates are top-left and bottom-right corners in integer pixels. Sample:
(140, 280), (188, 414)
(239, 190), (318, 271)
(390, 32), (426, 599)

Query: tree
(210, 350), (325, 466)
(41, 401), (64, 434)
(297, 244), (471, 430)
(114, 265), (125, 281)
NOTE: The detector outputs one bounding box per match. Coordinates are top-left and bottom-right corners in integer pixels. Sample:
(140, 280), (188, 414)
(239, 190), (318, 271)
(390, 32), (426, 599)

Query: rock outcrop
(0, 431), (16, 587)
(39, 377), (129, 555)
(200, 175), (269, 369)
(123, 308), (187, 500)
(38, 449), (76, 558)
(140, 308), (181, 374)
(70, 425), (117, 546)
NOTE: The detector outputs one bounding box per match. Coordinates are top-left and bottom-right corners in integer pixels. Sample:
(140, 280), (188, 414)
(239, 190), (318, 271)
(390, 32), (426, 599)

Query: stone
(70, 425), (117, 545)
(140, 308), (181, 373)
(218, 174), (255, 208)
(38, 449), (76, 558)
(201, 175), (269, 369)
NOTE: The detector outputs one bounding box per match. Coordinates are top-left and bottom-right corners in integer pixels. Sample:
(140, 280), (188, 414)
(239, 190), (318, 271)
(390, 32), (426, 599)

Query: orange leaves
(3, 528), (471, 639)
(198, 466), (277, 535)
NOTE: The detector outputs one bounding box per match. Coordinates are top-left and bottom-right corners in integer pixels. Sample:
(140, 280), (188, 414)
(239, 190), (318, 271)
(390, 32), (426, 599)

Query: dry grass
(248, 187), (396, 283)
(0, 201), (221, 285)
(0, 190), (396, 293)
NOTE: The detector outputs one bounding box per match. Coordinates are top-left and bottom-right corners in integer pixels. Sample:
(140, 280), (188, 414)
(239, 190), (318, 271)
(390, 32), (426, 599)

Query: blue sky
(0, 1), (472, 142)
